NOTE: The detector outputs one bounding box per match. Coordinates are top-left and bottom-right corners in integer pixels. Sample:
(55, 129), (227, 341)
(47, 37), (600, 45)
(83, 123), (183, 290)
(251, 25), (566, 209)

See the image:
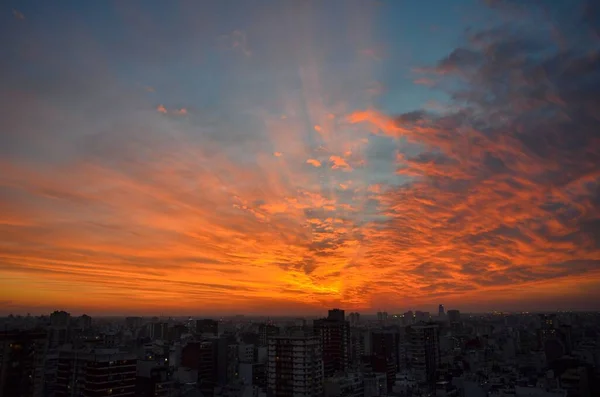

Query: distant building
(0, 330), (47, 397)
(78, 314), (92, 330)
(196, 319), (219, 336)
(125, 316), (143, 329)
(348, 312), (361, 326)
(415, 311), (430, 323)
(267, 334), (323, 397)
(438, 304), (445, 317)
(447, 310), (460, 323)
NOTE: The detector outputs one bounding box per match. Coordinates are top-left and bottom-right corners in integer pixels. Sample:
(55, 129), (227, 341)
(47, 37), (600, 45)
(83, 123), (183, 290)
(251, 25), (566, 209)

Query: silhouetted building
(407, 324), (440, 387)
(78, 315), (92, 331)
(438, 304), (445, 317)
(136, 361), (175, 397)
(314, 309), (350, 377)
(150, 322), (169, 340)
(181, 337), (232, 397)
(267, 334), (323, 397)
(371, 329), (400, 386)
(196, 319), (219, 336)
(447, 310), (460, 323)
(348, 312), (361, 326)
(55, 347), (137, 397)
(0, 330), (47, 397)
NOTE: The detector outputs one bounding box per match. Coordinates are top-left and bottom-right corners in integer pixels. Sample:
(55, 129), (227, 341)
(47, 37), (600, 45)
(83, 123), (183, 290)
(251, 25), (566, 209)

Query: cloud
(347, 0), (600, 308)
(306, 158), (321, 167)
(1, 0), (599, 315)
(175, 108), (187, 115)
(329, 155), (353, 172)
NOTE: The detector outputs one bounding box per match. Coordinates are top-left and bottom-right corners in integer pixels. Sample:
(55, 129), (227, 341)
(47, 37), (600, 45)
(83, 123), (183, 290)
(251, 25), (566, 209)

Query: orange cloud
(329, 155), (352, 171)
(306, 158), (321, 167)
(274, 152), (283, 157)
(156, 104), (167, 114)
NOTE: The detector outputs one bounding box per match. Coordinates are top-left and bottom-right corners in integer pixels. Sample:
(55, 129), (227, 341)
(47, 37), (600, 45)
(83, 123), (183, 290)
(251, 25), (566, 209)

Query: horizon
(1, 0), (600, 314)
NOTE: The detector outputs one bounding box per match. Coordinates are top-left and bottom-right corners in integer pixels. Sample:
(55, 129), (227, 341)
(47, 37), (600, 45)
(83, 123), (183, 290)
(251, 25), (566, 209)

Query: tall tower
(313, 309), (350, 378)
(407, 323), (440, 387)
(267, 334), (323, 397)
(438, 304), (445, 317)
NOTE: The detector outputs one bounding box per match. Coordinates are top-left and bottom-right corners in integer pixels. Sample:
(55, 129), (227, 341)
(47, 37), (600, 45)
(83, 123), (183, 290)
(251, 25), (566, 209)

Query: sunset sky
(1, 0), (599, 316)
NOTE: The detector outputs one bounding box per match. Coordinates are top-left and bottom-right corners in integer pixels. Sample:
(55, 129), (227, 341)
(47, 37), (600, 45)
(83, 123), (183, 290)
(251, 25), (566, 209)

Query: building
(407, 323), (440, 387)
(238, 362), (266, 388)
(438, 304), (445, 317)
(55, 347), (137, 397)
(376, 312), (389, 323)
(78, 315), (92, 331)
(267, 334), (323, 397)
(371, 329), (400, 387)
(258, 324), (279, 347)
(348, 312), (360, 326)
(196, 319), (219, 336)
(150, 323), (169, 341)
(238, 344), (255, 364)
(181, 337), (233, 397)
(313, 309), (350, 378)
(0, 330), (47, 397)
(414, 311), (430, 323)
(136, 361), (175, 397)
(447, 310), (460, 324)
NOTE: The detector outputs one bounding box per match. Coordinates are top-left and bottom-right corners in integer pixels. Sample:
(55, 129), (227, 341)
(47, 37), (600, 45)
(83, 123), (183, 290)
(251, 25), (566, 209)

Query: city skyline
(2, 0), (600, 315)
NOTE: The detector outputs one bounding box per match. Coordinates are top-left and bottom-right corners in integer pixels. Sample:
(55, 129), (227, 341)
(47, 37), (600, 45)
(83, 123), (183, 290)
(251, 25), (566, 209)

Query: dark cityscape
(1, 309), (600, 396)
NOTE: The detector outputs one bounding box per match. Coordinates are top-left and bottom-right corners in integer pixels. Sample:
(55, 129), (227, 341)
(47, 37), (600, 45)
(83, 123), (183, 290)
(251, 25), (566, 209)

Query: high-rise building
(55, 347), (137, 397)
(267, 334), (323, 397)
(438, 304), (445, 317)
(0, 330), (47, 397)
(447, 310), (460, 323)
(407, 324), (440, 387)
(314, 309), (350, 378)
(371, 329), (401, 384)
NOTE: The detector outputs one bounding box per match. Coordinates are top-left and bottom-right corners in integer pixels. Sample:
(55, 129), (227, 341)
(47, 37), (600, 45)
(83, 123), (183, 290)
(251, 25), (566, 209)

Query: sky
(1, 0), (599, 316)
